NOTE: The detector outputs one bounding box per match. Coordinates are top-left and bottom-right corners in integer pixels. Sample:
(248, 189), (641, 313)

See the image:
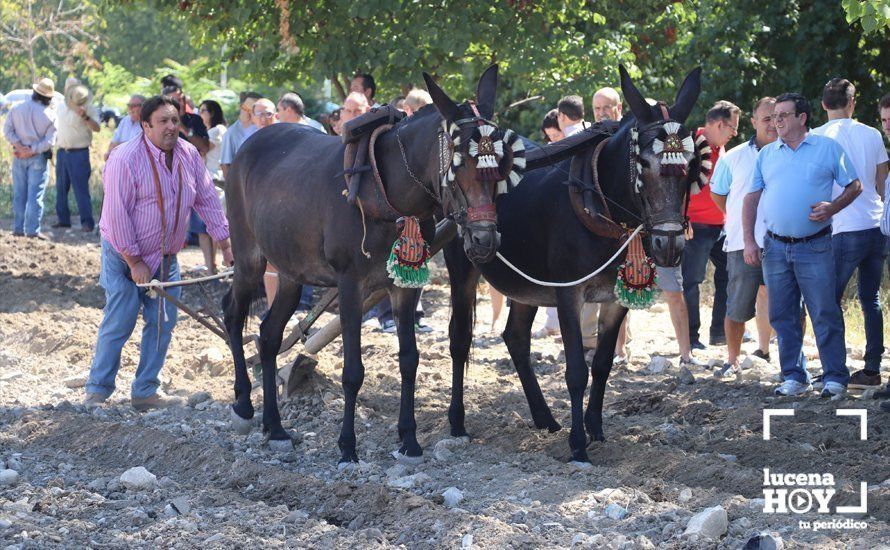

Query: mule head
(423, 64), (526, 264)
(620, 65), (702, 268)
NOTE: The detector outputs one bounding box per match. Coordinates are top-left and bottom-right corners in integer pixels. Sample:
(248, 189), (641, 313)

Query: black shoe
(881, 400), (890, 412)
(51, 222), (71, 228)
(690, 340), (707, 351)
(709, 335), (727, 346)
(872, 384), (890, 399)
(752, 349), (770, 362)
(12, 231), (24, 237)
(81, 225), (95, 232)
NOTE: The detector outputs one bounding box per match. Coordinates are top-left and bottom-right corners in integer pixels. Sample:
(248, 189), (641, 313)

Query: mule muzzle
(649, 221), (685, 267)
(460, 203), (499, 264)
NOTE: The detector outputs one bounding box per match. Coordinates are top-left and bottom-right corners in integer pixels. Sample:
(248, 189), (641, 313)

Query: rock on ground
(120, 466), (158, 491)
(684, 505), (728, 538)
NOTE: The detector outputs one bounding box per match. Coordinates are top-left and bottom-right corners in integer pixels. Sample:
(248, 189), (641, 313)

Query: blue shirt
(219, 119), (257, 165)
(2, 99), (56, 153)
(111, 116), (143, 144)
(751, 133), (857, 238)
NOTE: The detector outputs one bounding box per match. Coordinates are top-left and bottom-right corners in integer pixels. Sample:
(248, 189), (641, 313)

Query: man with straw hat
(3, 77), (57, 238)
(53, 78), (100, 232)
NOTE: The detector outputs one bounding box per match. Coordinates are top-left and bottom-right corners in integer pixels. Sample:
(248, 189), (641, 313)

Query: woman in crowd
(191, 99), (227, 274)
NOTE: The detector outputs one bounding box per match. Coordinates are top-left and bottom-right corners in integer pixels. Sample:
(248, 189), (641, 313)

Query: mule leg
(443, 239), (480, 437)
(257, 278), (301, 442)
(502, 302), (561, 432)
(585, 301), (627, 443)
(224, 259), (265, 423)
(391, 286), (423, 458)
(554, 288), (588, 462)
(337, 276), (365, 464)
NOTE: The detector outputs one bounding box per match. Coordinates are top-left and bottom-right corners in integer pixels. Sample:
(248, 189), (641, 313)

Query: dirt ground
(1, 227), (888, 549)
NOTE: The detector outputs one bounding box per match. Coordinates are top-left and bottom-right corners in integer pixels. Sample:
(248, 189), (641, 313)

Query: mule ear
(619, 65), (652, 123)
(475, 64), (498, 120)
(669, 67), (702, 123)
(423, 72), (460, 122)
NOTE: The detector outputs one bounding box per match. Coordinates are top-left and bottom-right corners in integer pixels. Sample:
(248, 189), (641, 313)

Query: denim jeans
(681, 223), (728, 343)
(11, 154), (49, 235)
(55, 148), (94, 228)
(762, 234), (849, 385)
(833, 228), (884, 374)
(86, 240), (181, 399)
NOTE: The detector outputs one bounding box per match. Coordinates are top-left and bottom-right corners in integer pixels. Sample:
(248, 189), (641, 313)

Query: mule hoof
(230, 408), (253, 435)
(267, 438), (293, 453)
(391, 449), (424, 465)
(569, 460), (592, 469)
(546, 421), (562, 433)
(450, 427), (470, 439)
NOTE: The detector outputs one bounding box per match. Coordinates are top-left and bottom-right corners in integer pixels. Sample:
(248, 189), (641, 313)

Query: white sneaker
(774, 379), (813, 396)
(820, 381), (847, 400)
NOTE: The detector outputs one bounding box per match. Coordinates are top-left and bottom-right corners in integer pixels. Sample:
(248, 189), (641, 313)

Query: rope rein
(493, 224), (644, 288)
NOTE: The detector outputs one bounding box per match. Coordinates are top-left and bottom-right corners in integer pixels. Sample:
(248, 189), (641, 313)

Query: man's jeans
(833, 228), (884, 374)
(762, 234), (849, 386)
(86, 240), (181, 399)
(681, 223), (728, 344)
(55, 148), (94, 228)
(11, 154), (49, 235)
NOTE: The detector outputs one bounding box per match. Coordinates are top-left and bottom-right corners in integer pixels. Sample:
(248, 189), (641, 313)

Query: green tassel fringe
(387, 249), (429, 288)
(614, 277), (660, 310)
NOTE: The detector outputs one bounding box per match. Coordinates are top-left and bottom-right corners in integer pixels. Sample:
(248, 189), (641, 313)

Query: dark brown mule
(223, 66), (519, 464)
(443, 66), (702, 463)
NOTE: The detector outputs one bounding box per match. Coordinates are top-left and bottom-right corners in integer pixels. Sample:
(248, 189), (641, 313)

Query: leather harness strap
(142, 139), (184, 263)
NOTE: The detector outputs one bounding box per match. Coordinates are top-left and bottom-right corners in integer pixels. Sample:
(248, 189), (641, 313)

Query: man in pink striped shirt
(86, 96), (232, 410)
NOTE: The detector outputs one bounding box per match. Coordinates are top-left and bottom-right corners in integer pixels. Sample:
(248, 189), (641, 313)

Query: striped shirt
(99, 135), (229, 273)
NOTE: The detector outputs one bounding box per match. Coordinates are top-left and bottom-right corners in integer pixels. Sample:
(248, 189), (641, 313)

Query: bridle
(625, 102), (698, 247)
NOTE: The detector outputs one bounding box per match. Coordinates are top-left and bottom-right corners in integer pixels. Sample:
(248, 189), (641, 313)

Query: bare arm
(876, 161), (888, 200)
(710, 192), (727, 213)
(742, 190), (762, 266)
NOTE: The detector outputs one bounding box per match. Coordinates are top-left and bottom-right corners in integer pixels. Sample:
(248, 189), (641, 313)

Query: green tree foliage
(150, 0), (888, 138)
(842, 0), (890, 33)
(93, 0), (198, 78)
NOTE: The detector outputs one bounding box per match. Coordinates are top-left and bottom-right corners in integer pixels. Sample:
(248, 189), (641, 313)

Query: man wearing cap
(106, 94), (146, 159)
(219, 92), (261, 179)
(85, 95), (233, 410)
(53, 80), (100, 232)
(3, 77), (57, 238)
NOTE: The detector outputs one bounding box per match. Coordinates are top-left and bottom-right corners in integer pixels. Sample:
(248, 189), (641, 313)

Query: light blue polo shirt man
(751, 133), (857, 237)
(750, 130), (858, 395)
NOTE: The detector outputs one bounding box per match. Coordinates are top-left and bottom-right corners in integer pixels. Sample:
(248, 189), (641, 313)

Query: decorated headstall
(441, 113), (527, 197)
(629, 119), (700, 195)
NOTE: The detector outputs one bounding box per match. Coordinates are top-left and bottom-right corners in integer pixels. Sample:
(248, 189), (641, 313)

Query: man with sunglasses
(743, 93), (861, 398)
(106, 94), (145, 160)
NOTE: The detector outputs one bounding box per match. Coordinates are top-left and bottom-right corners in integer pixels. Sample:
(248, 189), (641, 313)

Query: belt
(767, 226), (831, 244)
(691, 222), (724, 229)
(59, 147), (88, 153)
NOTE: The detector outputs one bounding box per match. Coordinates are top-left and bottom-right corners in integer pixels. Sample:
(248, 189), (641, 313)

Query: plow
(139, 218), (458, 396)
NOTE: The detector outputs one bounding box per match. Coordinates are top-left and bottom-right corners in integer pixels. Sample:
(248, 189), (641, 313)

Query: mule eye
(639, 158), (651, 169)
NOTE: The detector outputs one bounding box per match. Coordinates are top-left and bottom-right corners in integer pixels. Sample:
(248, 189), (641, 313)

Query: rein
(494, 224), (644, 287)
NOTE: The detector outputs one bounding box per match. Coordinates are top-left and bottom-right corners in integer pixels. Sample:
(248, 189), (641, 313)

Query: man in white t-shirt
(812, 78), (889, 391)
(710, 97), (776, 373)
